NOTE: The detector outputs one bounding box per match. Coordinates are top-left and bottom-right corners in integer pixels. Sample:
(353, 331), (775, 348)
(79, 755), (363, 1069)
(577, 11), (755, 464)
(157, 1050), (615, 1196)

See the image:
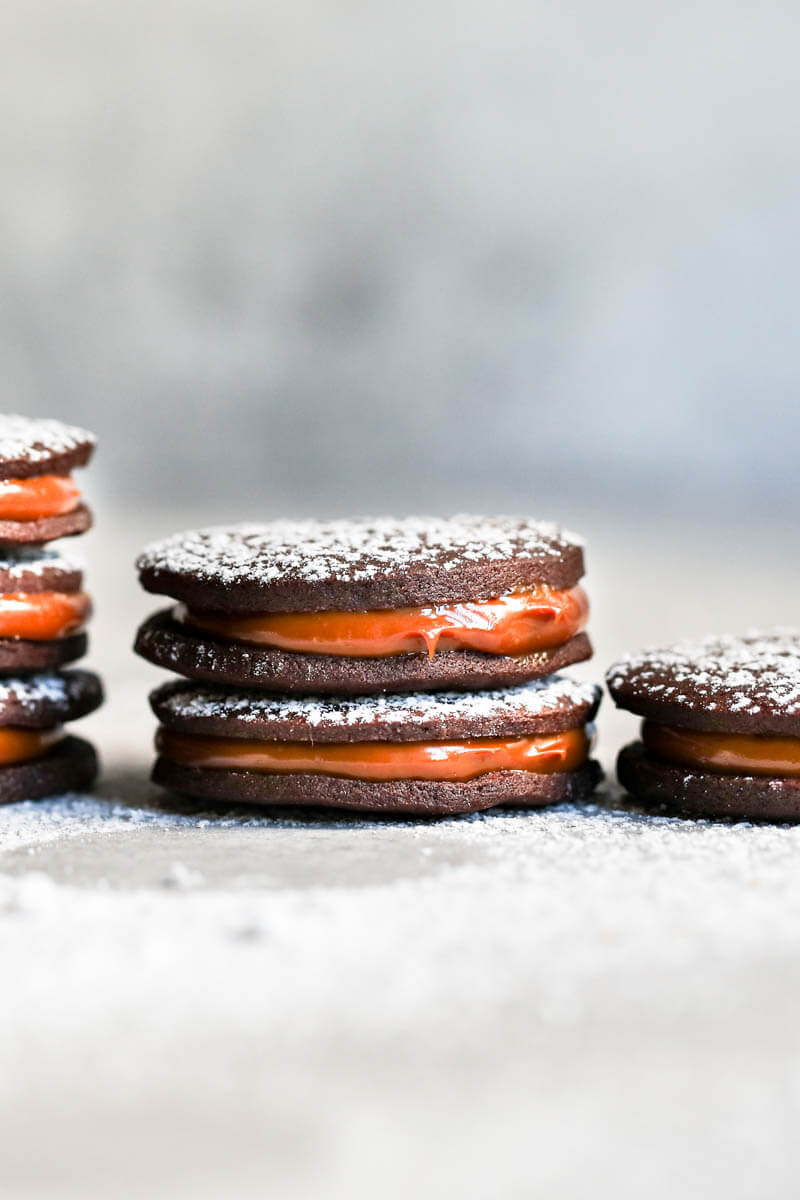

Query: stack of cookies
(0, 416), (102, 802)
(608, 631), (800, 822)
(135, 517), (600, 816)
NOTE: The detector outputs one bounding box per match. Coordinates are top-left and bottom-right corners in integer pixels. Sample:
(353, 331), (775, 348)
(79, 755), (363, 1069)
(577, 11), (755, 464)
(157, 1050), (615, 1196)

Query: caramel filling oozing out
(180, 584), (589, 659)
(0, 475), (81, 522)
(0, 727), (62, 765)
(642, 720), (800, 778)
(0, 593), (91, 641)
(156, 726), (591, 782)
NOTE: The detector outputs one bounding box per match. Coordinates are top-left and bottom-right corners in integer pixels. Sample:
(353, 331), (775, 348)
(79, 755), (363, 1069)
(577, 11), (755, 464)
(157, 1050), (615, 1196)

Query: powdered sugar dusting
(0, 673), (81, 713)
(137, 516), (582, 587)
(156, 674), (599, 729)
(0, 415), (94, 466)
(607, 629), (800, 718)
(0, 547), (83, 579)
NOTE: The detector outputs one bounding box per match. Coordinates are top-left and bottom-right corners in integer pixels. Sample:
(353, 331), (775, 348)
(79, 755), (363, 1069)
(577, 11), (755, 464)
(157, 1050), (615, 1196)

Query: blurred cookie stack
(0, 416), (102, 802)
(135, 517), (600, 816)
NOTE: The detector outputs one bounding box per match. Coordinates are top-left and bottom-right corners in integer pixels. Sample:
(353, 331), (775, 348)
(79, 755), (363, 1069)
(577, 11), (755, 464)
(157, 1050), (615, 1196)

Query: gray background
(2, 0), (799, 528)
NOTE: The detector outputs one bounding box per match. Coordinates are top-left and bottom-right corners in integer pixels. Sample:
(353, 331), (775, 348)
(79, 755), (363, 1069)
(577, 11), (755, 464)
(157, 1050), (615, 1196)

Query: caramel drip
(181, 584), (589, 660)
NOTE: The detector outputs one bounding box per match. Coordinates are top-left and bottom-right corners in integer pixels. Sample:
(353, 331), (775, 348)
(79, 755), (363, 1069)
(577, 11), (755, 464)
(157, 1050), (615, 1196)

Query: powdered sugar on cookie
(0, 673), (84, 714)
(0, 415), (95, 468)
(154, 674), (599, 730)
(0, 548), (83, 580)
(137, 517), (583, 588)
(608, 630), (800, 718)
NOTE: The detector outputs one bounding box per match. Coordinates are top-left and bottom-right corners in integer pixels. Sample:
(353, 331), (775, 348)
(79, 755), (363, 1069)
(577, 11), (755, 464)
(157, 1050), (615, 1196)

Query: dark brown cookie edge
(150, 678), (601, 743)
(607, 665), (800, 738)
(0, 504), (93, 547)
(0, 736), (99, 804)
(617, 741), (800, 822)
(0, 633), (88, 674)
(134, 609), (593, 695)
(138, 540), (585, 613)
(0, 668), (103, 729)
(0, 562), (83, 594)
(0, 438), (95, 481)
(151, 757), (602, 816)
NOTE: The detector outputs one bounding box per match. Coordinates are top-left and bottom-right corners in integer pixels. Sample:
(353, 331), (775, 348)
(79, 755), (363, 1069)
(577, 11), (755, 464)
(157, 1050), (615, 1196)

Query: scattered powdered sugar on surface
(2, 789), (800, 1200)
(0, 414), (95, 465)
(137, 516), (583, 585)
(607, 629), (800, 717)
(156, 674), (600, 727)
(0, 547), (83, 578)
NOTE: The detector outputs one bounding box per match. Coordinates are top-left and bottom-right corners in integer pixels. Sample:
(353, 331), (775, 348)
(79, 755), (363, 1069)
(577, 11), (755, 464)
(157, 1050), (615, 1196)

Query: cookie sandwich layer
(0, 416), (95, 545)
(608, 631), (800, 820)
(136, 517), (592, 694)
(151, 674), (602, 816)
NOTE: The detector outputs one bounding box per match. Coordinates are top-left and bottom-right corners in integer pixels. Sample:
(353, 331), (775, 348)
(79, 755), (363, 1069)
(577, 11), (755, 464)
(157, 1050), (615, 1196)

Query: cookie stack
(608, 631), (800, 822)
(0, 416), (102, 802)
(135, 517), (601, 815)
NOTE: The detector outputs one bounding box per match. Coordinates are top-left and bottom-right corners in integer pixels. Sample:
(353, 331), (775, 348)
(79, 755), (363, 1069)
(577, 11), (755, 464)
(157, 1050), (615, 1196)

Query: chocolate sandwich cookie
(135, 517), (592, 694)
(150, 674), (602, 816)
(0, 415), (95, 545)
(0, 548), (90, 671)
(0, 670), (102, 803)
(607, 631), (800, 821)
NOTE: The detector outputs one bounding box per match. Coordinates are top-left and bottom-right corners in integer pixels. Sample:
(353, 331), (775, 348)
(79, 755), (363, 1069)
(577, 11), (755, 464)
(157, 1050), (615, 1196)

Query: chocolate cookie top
(0, 669), (103, 728)
(0, 416), (95, 479)
(137, 516), (585, 612)
(0, 548), (83, 594)
(607, 630), (800, 736)
(152, 674), (600, 743)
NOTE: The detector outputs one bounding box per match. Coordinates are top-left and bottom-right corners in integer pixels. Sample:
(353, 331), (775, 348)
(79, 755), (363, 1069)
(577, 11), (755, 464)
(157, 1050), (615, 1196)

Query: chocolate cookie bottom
(0, 632), (88, 673)
(0, 736), (98, 805)
(153, 757), (602, 817)
(135, 609), (592, 695)
(617, 742), (800, 823)
(0, 504), (93, 546)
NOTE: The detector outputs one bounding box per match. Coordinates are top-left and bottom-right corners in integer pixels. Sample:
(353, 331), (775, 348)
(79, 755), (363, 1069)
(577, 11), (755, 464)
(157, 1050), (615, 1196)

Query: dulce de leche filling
(179, 584), (589, 659)
(0, 727), (62, 765)
(156, 726), (590, 782)
(642, 720), (800, 778)
(0, 475), (81, 522)
(0, 592), (91, 641)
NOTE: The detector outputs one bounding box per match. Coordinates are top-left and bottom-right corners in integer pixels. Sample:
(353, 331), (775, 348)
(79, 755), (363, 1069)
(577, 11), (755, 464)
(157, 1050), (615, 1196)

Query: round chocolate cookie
(608, 631), (800, 821)
(0, 505), (93, 546)
(607, 630), (800, 736)
(0, 547), (83, 594)
(135, 517), (590, 693)
(151, 675), (602, 816)
(0, 549), (88, 672)
(154, 757), (600, 817)
(0, 632), (87, 673)
(0, 416), (95, 545)
(135, 608), (592, 695)
(617, 742), (800, 822)
(0, 670), (103, 728)
(0, 736), (98, 805)
(0, 416), (95, 479)
(152, 673), (602, 742)
(137, 517), (585, 613)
